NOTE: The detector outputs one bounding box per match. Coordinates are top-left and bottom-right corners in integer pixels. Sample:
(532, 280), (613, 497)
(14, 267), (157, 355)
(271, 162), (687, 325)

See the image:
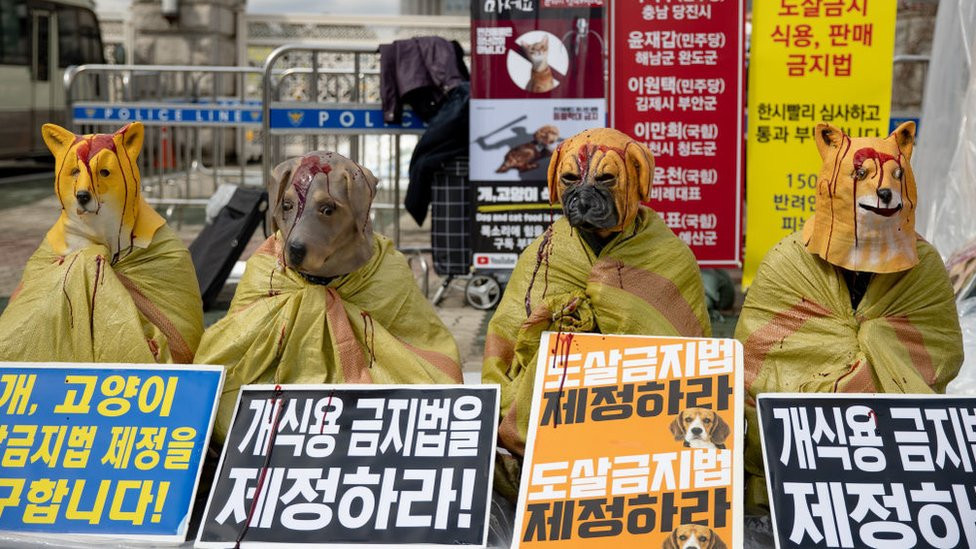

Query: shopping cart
(430, 158), (507, 309)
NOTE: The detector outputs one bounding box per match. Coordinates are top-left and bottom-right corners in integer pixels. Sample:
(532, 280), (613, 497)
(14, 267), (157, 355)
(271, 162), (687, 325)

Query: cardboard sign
(196, 384), (500, 548)
(469, 0), (605, 269)
(758, 394), (976, 549)
(0, 362), (223, 541)
(513, 333), (744, 548)
(743, 1), (897, 286)
(609, 0), (745, 267)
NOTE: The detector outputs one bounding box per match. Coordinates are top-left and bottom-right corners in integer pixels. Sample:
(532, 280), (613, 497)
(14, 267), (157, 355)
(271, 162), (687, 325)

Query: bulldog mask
(547, 128), (655, 238)
(270, 152), (378, 280)
(803, 122), (918, 273)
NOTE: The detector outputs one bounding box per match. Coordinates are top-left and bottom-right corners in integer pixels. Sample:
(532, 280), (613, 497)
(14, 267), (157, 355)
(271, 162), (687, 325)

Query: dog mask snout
(563, 185), (618, 230)
(287, 241), (306, 266)
(877, 187), (892, 204)
(75, 190), (92, 206)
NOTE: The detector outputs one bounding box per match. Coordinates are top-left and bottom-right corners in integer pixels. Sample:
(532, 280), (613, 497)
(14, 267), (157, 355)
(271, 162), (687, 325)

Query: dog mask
(42, 122), (164, 261)
(547, 128), (654, 237)
(669, 407), (730, 449)
(803, 122), (918, 273)
(270, 151), (378, 280)
(662, 524), (727, 549)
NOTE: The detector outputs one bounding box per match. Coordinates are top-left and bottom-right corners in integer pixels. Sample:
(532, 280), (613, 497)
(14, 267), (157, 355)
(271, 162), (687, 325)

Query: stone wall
(893, 0), (939, 113)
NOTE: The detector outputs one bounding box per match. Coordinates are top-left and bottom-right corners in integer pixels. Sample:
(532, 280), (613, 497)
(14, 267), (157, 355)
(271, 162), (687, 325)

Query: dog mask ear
(350, 162), (378, 234)
(41, 124), (77, 158)
(669, 412), (685, 440)
(116, 122), (144, 162)
(815, 123), (846, 161)
(625, 140), (654, 202)
(710, 414), (731, 445)
(890, 120), (916, 160)
(269, 157), (302, 231)
(546, 140), (565, 205)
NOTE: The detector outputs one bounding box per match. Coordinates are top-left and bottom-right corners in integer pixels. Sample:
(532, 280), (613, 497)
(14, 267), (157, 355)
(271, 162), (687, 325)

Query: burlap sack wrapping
(0, 224), (203, 364)
(196, 232), (463, 442)
(736, 231), (963, 514)
(482, 207), (711, 500)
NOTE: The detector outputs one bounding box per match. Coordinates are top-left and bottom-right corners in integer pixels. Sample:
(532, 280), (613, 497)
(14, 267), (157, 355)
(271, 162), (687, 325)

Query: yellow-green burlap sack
(737, 231), (963, 515)
(0, 224), (203, 364)
(482, 207), (711, 500)
(197, 233), (463, 442)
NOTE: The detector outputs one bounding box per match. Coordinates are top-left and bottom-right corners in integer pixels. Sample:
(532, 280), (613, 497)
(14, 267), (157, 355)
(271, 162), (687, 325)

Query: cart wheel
(465, 275), (502, 310)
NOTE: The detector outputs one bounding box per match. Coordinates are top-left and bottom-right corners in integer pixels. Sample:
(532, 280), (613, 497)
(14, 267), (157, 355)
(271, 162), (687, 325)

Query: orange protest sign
(512, 333), (744, 548)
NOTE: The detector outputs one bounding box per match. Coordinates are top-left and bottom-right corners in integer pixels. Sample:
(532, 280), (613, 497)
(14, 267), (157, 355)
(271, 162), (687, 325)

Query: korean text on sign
(0, 363), (223, 540)
(610, 0), (745, 266)
(513, 334), (744, 548)
(196, 385), (499, 547)
(743, 1), (897, 285)
(759, 395), (976, 549)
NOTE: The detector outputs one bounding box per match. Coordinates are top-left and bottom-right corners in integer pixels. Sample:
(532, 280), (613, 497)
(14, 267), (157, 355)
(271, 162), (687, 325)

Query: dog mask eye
(282, 201), (294, 212)
(99, 169), (110, 178)
(70, 168), (80, 177)
(319, 204), (334, 216)
(893, 167), (903, 179)
(595, 173), (616, 186)
(854, 167), (868, 180)
(561, 173), (581, 185)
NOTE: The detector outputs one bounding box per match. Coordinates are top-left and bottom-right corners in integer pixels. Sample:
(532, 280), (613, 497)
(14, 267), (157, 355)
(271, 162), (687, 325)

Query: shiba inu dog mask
(270, 151), (378, 280)
(547, 127), (655, 237)
(803, 121), (919, 273)
(42, 122), (164, 262)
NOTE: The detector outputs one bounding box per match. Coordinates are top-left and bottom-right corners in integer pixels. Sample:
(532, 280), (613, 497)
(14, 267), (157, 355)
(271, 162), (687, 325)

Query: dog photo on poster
(470, 0), (606, 264)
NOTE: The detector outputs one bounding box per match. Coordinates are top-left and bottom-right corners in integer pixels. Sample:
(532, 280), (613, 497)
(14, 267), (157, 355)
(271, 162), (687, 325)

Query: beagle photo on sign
(662, 524), (727, 549)
(669, 407), (730, 449)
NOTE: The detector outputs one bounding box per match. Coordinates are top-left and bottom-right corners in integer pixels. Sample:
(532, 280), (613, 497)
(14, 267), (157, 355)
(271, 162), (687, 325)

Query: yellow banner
(743, 0), (897, 287)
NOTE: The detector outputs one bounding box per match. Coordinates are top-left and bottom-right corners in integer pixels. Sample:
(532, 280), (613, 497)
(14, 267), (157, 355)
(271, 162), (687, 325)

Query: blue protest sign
(0, 363), (223, 542)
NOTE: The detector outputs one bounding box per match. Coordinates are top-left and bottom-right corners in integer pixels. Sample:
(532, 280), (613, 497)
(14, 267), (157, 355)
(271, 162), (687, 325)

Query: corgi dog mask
(42, 122), (164, 263)
(803, 121), (918, 273)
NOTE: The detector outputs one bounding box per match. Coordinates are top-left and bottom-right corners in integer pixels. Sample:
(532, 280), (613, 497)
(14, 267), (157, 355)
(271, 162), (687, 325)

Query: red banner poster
(609, 1), (745, 267)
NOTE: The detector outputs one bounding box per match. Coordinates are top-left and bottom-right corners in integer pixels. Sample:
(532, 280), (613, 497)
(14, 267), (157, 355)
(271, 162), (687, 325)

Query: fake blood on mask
(291, 155), (333, 220)
(850, 147), (908, 246)
(72, 127), (138, 263)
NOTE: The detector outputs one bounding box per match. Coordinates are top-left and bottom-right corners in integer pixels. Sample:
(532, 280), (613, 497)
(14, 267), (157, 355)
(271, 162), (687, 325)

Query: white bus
(0, 0), (105, 159)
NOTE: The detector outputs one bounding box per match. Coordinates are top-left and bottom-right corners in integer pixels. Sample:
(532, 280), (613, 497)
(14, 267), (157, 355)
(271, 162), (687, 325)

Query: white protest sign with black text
(196, 384), (500, 548)
(758, 394), (976, 549)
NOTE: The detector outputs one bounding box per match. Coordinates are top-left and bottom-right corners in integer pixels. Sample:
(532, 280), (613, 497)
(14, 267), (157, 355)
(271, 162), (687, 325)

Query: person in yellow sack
(482, 128), (711, 501)
(0, 122), (203, 363)
(737, 121), (963, 514)
(195, 151), (462, 442)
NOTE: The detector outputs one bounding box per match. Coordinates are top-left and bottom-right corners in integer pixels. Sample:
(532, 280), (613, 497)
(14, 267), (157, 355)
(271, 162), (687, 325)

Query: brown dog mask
(803, 121), (918, 273)
(547, 128), (655, 237)
(269, 151), (378, 279)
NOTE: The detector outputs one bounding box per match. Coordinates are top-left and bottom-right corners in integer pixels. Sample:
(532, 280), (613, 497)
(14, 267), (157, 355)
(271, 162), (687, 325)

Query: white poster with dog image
(469, 98), (606, 182)
(512, 333), (745, 549)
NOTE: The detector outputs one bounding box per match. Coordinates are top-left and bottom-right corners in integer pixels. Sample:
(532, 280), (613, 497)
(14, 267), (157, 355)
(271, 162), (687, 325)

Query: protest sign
(0, 362), (223, 541)
(469, 0), (605, 268)
(744, 1), (897, 286)
(196, 384), (499, 547)
(758, 394), (976, 549)
(513, 333), (744, 548)
(609, 0), (745, 267)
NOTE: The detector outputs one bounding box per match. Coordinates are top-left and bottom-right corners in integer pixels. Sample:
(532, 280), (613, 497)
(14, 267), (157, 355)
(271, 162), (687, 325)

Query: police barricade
(65, 63), (268, 227)
(512, 333), (745, 548)
(0, 362), (223, 544)
(758, 394), (976, 549)
(261, 44), (430, 248)
(196, 384), (500, 547)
